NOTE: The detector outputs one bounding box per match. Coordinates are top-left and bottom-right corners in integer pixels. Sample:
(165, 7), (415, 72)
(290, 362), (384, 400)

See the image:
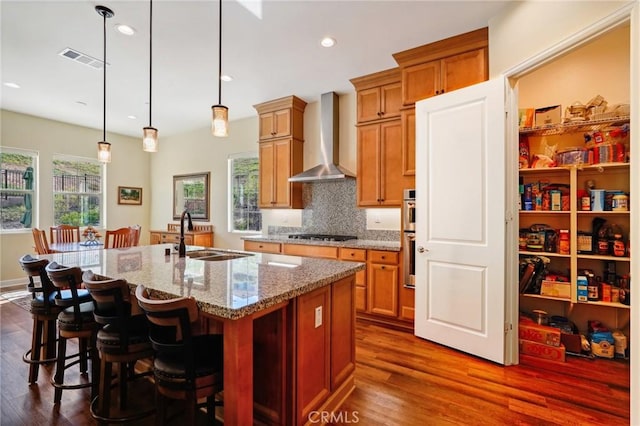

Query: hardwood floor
(1, 299), (630, 425)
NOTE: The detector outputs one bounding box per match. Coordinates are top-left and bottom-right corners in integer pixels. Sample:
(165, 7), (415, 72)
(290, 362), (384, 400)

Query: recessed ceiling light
(320, 37), (336, 48)
(115, 24), (136, 36)
(221, 75), (233, 82)
(76, 101), (87, 106)
(127, 115), (137, 120)
(3, 82), (20, 89)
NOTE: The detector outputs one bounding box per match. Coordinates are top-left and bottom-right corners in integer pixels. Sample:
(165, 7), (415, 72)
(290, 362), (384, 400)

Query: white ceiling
(1, 0), (511, 139)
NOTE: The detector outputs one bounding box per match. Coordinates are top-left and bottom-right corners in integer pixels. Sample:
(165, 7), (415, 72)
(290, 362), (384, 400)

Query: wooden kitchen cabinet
(149, 228), (214, 247)
(367, 250), (400, 317)
(255, 96), (307, 209)
(401, 108), (416, 179)
(351, 68), (402, 123)
(258, 138), (304, 208)
(340, 248), (368, 312)
(392, 27), (488, 106)
(356, 120), (404, 206)
(254, 95), (306, 141)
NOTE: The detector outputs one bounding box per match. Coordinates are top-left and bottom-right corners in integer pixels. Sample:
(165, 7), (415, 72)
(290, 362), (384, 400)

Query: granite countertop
(242, 234), (401, 252)
(37, 244), (365, 320)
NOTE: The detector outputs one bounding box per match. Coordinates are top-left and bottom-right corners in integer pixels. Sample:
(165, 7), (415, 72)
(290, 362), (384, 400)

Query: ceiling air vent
(58, 48), (104, 69)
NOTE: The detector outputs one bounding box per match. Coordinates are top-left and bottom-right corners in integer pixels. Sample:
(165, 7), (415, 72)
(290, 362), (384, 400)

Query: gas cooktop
(288, 234), (357, 242)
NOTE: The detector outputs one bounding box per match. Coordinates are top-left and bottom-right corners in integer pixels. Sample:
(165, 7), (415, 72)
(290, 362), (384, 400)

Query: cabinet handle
(350, 253), (355, 256)
(381, 266), (386, 269)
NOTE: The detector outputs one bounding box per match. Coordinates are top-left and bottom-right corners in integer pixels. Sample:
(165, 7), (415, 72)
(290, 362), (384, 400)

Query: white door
(414, 78), (506, 364)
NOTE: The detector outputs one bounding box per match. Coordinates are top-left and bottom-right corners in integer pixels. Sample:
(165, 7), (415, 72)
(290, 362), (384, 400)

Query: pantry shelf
(519, 116), (630, 136)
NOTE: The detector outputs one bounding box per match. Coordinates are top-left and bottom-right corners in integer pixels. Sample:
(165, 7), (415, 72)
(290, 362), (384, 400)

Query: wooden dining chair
(32, 228), (56, 255)
(104, 227), (133, 249)
(50, 225), (81, 244)
(128, 225), (141, 246)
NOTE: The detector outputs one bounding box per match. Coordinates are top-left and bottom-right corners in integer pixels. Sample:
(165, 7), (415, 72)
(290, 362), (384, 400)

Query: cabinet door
(259, 142), (276, 207)
(357, 124), (382, 206)
(399, 285), (415, 321)
(379, 120), (403, 206)
(149, 232), (160, 245)
(441, 48), (487, 94)
(273, 109), (291, 138)
(273, 139), (292, 207)
(259, 112), (275, 140)
(402, 60), (440, 105)
(381, 82), (402, 119)
(368, 262), (399, 317)
(357, 87), (382, 123)
(401, 108), (416, 176)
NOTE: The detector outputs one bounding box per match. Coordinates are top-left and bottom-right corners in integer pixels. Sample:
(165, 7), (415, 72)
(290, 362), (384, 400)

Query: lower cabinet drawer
(160, 233), (192, 244)
(244, 240), (282, 253)
(283, 244), (338, 259)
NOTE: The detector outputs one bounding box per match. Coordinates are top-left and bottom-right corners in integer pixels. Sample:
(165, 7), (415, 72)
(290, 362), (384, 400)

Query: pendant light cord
(149, 0), (153, 127)
(218, 0), (222, 105)
(102, 9), (107, 141)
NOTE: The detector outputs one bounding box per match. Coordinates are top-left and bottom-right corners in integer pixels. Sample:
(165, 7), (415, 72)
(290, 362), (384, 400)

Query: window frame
(52, 153), (105, 228)
(0, 147), (38, 233)
(228, 152), (261, 233)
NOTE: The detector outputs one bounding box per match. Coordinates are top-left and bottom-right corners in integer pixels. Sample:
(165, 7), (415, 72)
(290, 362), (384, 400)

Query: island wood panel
(282, 243), (338, 259)
(253, 308), (287, 425)
(296, 285), (331, 424)
(330, 276), (356, 389)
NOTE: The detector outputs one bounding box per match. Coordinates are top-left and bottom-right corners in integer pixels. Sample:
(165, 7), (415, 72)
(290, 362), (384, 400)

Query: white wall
(0, 109), (149, 283)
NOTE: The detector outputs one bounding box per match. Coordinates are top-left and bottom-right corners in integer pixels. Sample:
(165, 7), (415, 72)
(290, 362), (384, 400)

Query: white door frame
(501, 4), (638, 422)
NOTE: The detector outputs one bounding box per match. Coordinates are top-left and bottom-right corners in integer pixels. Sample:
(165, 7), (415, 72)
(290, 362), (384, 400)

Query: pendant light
(96, 5), (114, 163)
(211, 0), (228, 137)
(142, 0), (158, 152)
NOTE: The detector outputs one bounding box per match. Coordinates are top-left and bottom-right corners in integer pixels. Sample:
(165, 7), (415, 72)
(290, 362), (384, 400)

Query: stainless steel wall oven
(403, 189), (416, 288)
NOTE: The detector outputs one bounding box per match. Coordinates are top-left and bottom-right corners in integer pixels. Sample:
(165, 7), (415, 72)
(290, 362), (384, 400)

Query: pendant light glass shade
(142, 0), (159, 152)
(211, 0), (228, 137)
(96, 5), (113, 163)
(142, 126), (158, 152)
(211, 105), (228, 137)
(97, 141), (112, 163)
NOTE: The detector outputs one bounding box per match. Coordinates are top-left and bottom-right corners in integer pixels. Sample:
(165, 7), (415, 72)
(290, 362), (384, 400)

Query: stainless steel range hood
(288, 92), (355, 182)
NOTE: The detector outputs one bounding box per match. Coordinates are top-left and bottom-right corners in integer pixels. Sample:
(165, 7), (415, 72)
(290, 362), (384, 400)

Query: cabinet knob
(381, 266), (386, 269)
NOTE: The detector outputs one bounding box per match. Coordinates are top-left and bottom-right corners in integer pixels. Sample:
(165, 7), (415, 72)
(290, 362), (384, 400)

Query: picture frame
(173, 172), (210, 221)
(117, 186), (142, 205)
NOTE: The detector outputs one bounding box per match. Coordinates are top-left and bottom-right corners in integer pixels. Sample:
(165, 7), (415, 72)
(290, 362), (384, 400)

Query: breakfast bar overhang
(34, 244), (365, 425)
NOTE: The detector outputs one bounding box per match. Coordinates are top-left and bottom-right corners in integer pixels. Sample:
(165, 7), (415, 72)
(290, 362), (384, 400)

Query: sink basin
(187, 250), (253, 261)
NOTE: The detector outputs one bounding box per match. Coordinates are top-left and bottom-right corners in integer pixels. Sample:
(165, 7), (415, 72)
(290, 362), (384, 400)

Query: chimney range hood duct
(288, 92), (355, 182)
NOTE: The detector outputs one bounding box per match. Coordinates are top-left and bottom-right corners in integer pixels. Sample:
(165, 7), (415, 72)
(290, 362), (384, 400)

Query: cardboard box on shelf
(518, 320), (562, 346)
(540, 280), (571, 299)
(534, 105), (562, 127)
(519, 339), (566, 362)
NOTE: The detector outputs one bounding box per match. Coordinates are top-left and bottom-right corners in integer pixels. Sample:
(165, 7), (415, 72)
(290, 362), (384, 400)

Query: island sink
(186, 249), (253, 261)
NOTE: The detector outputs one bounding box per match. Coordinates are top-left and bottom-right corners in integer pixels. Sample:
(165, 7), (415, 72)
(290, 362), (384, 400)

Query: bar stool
(45, 262), (100, 404)
(136, 285), (224, 425)
(82, 270), (155, 423)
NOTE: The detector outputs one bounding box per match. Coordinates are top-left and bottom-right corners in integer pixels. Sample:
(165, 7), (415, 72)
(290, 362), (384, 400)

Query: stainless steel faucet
(178, 209), (194, 257)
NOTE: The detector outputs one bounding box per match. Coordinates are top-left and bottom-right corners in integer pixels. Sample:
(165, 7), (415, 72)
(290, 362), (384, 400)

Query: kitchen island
(35, 244), (365, 425)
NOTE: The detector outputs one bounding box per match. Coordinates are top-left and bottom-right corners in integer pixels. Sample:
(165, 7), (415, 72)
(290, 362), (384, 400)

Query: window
(53, 155), (103, 227)
(228, 153), (261, 232)
(0, 148), (37, 231)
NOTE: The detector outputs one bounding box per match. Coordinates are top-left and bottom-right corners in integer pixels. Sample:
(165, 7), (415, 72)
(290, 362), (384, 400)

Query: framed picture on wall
(117, 186), (142, 205)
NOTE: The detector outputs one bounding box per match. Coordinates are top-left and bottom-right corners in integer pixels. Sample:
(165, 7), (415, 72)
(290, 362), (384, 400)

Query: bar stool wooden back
(18, 255), (60, 383)
(45, 262), (99, 404)
(135, 285), (224, 425)
(82, 270), (154, 423)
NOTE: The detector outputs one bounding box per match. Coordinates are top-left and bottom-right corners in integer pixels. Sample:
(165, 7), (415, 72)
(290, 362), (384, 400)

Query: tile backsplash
(268, 179), (400, 241)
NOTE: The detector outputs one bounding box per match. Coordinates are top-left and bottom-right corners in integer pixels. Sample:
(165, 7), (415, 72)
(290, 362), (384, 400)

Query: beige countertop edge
(242, 235), (401, 252)
(138, 264), (366, 320)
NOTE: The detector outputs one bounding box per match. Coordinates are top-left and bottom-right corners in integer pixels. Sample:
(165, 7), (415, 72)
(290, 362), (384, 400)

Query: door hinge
(504, 323), (512, 333)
